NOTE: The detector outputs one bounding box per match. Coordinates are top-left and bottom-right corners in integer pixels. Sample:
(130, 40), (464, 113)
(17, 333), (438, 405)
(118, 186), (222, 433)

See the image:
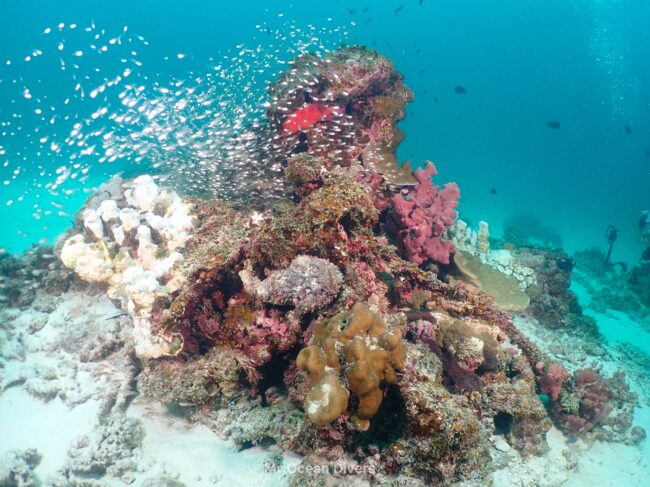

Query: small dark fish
(366, 17), (372, 23)
(419, 0), (424, 5)
(416, 48), (421, 54)
(386, 41), (393, 49)
(362, 6), (370, 13)
(433, 96), (438, 103)
(546, 121), (561, 129)
(624, 124), (632, 135)
(105, 311), (128, 321)
(454, 86), (467, 94)
(419, 69), (425, 74)
(556, 257), (575, 272)
(349, 8), (356, 15)
(422, 89), (427, 94)
(489, 188), (497, 195)
(394, 5), (403, 14)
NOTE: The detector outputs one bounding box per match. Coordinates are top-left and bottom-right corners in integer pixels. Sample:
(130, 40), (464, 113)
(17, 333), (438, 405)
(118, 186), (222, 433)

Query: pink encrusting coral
(390, 161), (460, 264)
(548, 368), (636, 438)
(535, 361), (570, 402)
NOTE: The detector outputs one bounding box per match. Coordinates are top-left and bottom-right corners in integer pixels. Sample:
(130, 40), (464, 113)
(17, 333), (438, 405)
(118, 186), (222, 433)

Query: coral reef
(453, 251), (530, 312)
(389, 161), (460, 265)
(450, 219), (537, 290)
(296, 302), (405, 429)
(573, 248), (650, 326)
(524, 248), (599, 336)
(211, 399), (305, 450)
(266, 46), (416, 186)
(502, 214), (563, 249)
(0, 289), (136, 409)
(137, 346), (243, 406)
(535, 361), (570, 402)
(0, 244), (73, 308)
(397, 343), (490, 483)
(9, 44), (639, 486)
(548, 369), (637, 440)
(58, 174), (195, 358)
(482, 354), (552, 455)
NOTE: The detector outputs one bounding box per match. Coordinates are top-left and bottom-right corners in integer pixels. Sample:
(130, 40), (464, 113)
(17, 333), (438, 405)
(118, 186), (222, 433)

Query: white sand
(130, 402), (300, 487)
(0, 289), (301, 486)
(0, 387), (99, 479)
(572, 279), (650, 348)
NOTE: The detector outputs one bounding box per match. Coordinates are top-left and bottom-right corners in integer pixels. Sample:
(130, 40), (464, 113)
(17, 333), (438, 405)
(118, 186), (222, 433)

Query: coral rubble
(0, 449), (41, 487)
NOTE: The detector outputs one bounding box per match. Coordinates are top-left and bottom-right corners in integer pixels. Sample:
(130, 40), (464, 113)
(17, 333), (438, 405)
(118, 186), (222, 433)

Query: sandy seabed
(0, 276), (648, 487)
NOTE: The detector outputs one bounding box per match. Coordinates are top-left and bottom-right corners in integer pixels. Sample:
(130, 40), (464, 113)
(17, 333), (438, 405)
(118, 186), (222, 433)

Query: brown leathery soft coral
(296, 302), (406, 430)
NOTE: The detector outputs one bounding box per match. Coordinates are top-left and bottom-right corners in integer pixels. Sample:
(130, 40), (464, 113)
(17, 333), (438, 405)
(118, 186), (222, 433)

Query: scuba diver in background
(603, 225), (628, 271)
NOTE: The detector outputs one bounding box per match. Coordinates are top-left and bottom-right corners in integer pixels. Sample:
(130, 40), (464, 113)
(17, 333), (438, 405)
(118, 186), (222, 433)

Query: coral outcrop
(296, 302), (405, 430)
(58, 174), (195, 358)
(31, 44), (641, 486)
(523, 248), (599, 336)
(267, 46), (416, 186)
(549, 368), (637, 440)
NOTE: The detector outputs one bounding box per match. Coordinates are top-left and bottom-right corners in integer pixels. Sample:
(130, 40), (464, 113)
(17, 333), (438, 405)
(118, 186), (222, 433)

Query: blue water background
(1, 0), (649, 266)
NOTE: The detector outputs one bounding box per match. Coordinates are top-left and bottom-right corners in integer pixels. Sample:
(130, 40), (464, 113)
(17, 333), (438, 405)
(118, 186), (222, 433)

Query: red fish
(282, 103), (340, 135)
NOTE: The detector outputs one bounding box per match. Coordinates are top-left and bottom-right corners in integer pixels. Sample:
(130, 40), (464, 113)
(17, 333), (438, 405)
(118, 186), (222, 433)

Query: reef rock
(58, 174), (195, 358)
(239, 255), (343, 314)
(0, 449), (42, 487)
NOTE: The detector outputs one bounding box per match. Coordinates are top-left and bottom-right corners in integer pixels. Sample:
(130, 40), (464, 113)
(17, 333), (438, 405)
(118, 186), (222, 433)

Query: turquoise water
(2, 0), (649, 262)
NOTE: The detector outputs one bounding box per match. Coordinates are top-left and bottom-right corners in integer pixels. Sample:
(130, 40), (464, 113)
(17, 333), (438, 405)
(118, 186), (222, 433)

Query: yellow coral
(303, 373), (349, 426)
(296, 302), (405, 429)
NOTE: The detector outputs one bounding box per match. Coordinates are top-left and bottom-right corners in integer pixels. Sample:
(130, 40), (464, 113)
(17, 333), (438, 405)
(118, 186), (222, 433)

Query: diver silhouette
(603, 225), (628, 272)
(641, 246), (650, 264)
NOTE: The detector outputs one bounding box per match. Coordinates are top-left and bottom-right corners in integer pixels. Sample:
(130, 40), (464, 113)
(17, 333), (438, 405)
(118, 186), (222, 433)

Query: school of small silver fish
(0, 16), (355, 219)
